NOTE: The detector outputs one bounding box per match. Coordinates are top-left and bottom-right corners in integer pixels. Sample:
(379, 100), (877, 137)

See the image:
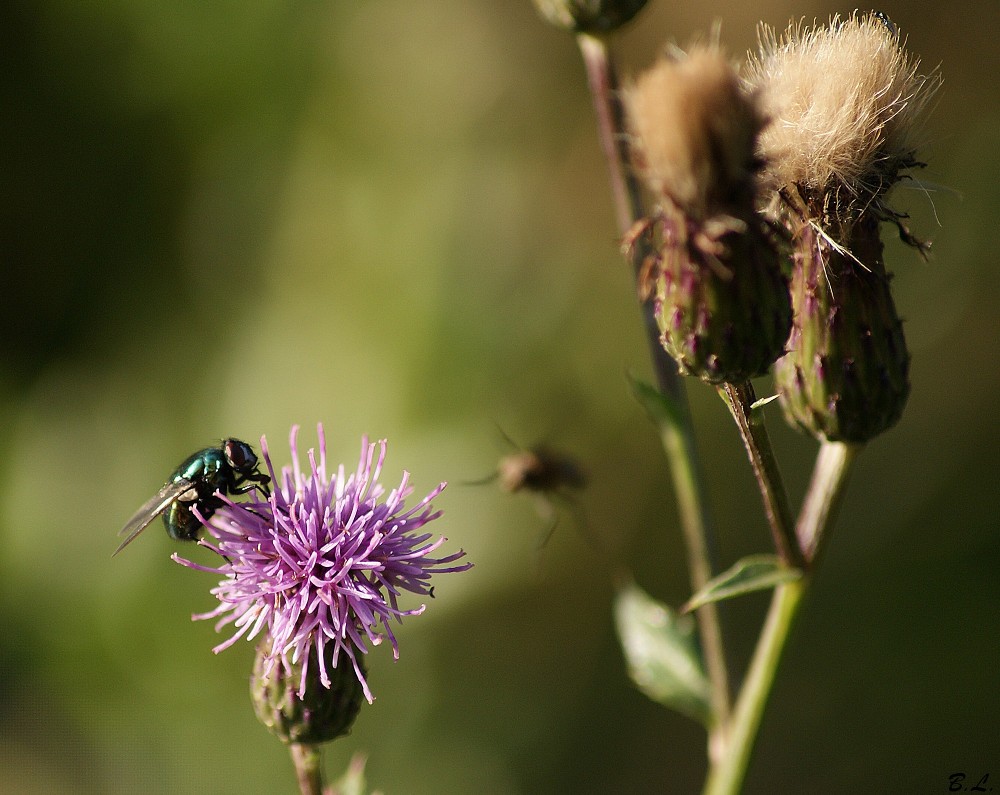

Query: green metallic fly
(113, 438), (270, 556)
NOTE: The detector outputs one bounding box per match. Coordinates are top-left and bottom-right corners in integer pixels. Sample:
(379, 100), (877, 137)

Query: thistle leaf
(628, 374), (684, 430)
(682, 555), (802, 613)
(614, 580), (712, 725)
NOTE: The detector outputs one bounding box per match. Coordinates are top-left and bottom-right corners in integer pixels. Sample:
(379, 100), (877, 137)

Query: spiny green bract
(773, 215), (910, 443)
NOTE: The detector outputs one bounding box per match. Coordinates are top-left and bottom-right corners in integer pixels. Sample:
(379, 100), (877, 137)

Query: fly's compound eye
(223, 439), (258, 472)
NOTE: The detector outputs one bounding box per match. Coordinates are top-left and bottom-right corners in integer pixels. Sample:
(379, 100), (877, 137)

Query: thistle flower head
(748, 14), (938, 442)
(747, 13), (940, 219)
(623, 43), (791, 383)
(173, 425), (472, 704)
(625, 44), (766, 219)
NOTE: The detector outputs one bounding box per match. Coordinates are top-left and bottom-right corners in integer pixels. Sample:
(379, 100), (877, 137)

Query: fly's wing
(113, 479), (193, 556)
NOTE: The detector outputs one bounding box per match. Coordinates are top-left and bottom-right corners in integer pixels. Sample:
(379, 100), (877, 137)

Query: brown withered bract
(620, 215), (660, 301)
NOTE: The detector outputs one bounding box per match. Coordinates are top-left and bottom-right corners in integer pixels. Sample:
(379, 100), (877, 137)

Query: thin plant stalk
(702, 436), (859, 795)
(720, 382), (805, 570)
(702, 579), (803, 795)
(290, 743), (324, 795)
(575, 34), (678, 401)
(652, 398), (730, 758)
(576, 31), (731, 748)
(797, 441), (862, 562)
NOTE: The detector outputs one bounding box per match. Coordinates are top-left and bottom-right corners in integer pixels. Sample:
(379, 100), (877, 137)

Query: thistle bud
(532, 0), (648, 33)
(774, 214), (909, 442)
(624, 46), (792, 383)
(747, 13), (939, 441)
(251, 637), (365, 745)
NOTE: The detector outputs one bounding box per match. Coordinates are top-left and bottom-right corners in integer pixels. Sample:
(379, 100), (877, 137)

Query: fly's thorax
(173, 447), (226, 484)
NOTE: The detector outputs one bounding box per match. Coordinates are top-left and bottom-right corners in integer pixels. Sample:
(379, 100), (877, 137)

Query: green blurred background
(2, 1), (996, 792)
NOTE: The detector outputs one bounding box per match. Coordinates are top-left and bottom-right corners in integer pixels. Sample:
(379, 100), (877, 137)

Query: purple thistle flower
(173, 424), (472, 703)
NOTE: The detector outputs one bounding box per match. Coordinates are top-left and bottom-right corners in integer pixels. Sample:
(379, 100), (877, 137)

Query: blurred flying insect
(113, 438), (270, 556)
(471, 432), (589, 547)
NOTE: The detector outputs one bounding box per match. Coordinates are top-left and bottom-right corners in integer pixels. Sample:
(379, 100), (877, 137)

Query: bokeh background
(2, 1), (997, 793)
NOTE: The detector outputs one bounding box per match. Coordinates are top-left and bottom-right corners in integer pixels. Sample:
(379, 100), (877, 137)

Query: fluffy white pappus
(624, 45), (766, 218)
(746, 13), (940, 208)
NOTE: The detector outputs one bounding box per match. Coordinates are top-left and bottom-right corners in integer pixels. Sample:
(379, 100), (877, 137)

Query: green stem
(702, 437), (859, 795)
(576, 33), (680, 400)
(576, 31), (731, 752)
(720, 382), (805, 570)
(654, 401), (731, 758)
(702, 579), (804, 795)
(289, 743), (324, 795)
(797, 441), (862, 563)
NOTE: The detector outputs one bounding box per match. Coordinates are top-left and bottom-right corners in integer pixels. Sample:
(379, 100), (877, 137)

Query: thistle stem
(576, 34), (677, 396)
(797, 441), (862, 562)
(703, 434), (859, 795)
(576, 31), (731, 748)
(701, 579), (804, 795)
(290, 743), (324, 795)
(653, 405), (731, 759)
(720, 382), (805, 570)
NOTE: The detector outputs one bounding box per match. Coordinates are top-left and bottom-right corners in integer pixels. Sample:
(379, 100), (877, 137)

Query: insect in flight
(471, 431), (589, 548)
(493, 445), (587, 498)
(113, 438), (270, 556)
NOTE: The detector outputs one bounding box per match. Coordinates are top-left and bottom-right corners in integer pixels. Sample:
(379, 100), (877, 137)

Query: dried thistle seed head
(745, 14), (935, 441)
(625, 45), (767, 219)
(623, 43), (791, 383)
(747, 13), (940, 218)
